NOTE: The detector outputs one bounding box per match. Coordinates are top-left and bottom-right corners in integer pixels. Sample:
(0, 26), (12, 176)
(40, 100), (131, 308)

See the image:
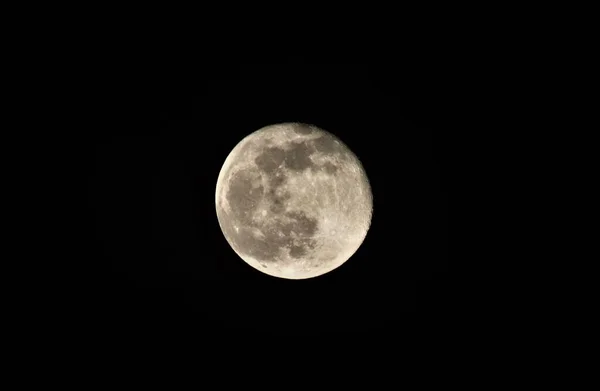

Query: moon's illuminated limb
(215, 123), (372, 279)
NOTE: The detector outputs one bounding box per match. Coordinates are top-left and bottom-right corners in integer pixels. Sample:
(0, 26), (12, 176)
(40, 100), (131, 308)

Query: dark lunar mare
(254, 147), (285, 173)
(311, 134), (341, 154)
(321, 161), (338, 174)
(226, 168), (264, 226)
(284, 142), (314, 171)
(291, 123), (315, 135)
(222, 141), (323, 263)
(256, 134), (343, 175)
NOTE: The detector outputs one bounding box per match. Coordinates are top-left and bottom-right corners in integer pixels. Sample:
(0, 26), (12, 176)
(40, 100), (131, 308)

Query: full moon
(215, 123), (373, 279)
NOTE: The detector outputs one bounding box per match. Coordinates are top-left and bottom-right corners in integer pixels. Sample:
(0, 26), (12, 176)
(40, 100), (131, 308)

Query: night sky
(91, 58), (449, 336)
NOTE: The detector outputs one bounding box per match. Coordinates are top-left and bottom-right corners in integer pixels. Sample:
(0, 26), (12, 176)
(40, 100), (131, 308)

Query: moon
(215, 123), (373, 279)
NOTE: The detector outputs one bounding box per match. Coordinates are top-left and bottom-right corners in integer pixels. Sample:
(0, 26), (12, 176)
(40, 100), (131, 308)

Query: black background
(90, 56), (449, 336)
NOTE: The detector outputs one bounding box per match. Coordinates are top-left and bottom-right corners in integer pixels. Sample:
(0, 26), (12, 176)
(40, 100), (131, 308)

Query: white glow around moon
(215, 123), (372, 279)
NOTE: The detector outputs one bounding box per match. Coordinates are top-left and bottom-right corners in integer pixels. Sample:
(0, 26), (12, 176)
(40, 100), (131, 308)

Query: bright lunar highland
(215, 123), (373, 279)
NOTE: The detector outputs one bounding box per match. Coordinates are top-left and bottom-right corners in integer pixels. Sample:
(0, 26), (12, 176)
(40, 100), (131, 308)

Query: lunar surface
(215, 123), (373, 279)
